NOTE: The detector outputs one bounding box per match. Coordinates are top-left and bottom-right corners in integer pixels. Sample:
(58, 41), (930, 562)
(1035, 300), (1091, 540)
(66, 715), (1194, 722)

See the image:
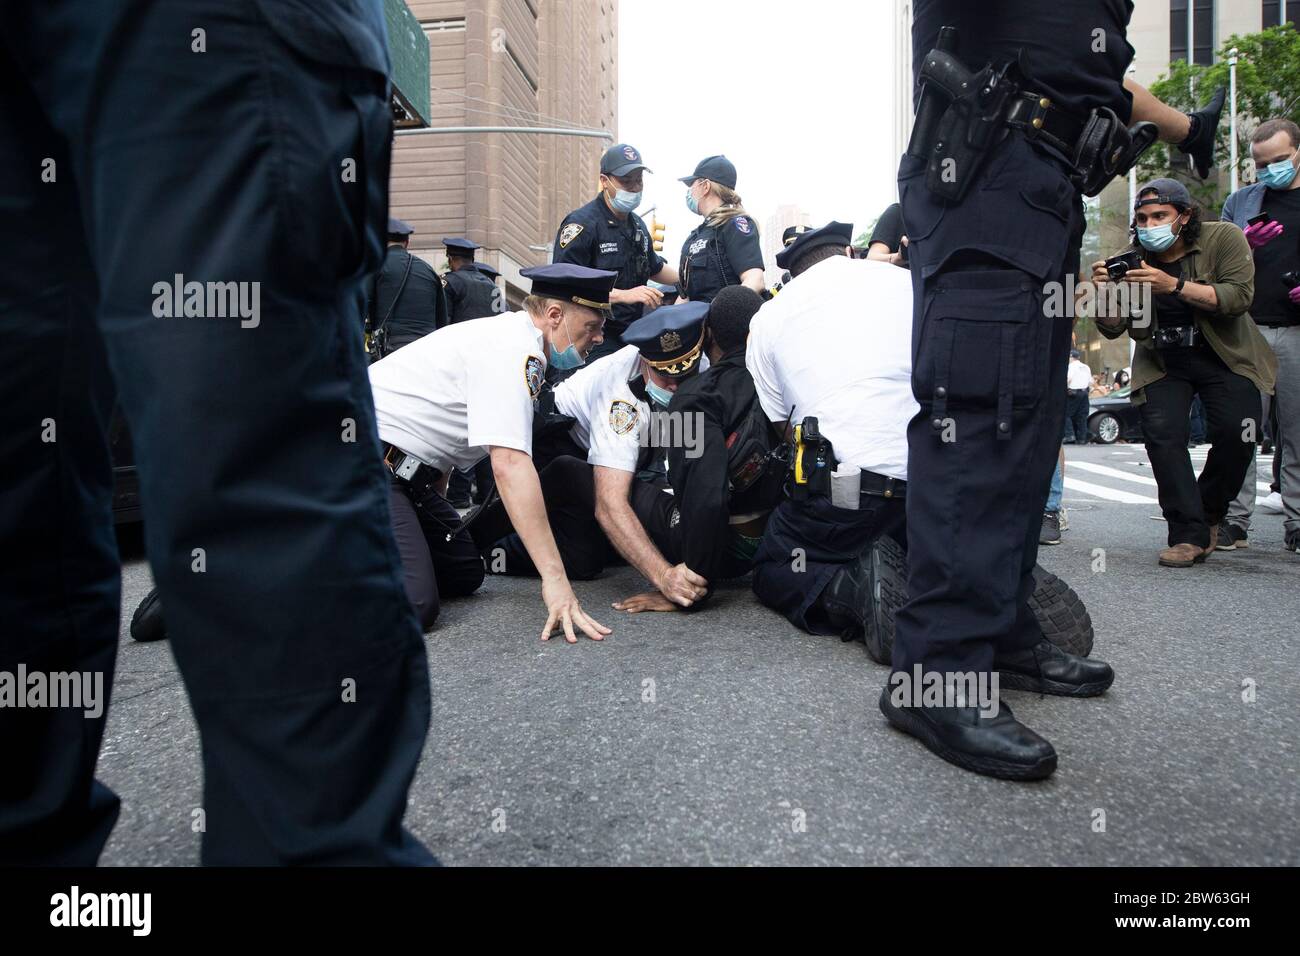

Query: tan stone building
(392, 0), (618, 308)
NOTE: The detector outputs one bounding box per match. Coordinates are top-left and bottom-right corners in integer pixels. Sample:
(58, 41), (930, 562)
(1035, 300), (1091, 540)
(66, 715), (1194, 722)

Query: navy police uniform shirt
(553, 195), (666, 333)
(444, 265), (500, 323)
(678, 214), (764, 304)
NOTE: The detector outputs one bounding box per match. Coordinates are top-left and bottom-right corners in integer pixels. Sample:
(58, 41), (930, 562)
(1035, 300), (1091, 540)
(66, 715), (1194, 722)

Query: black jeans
(1139, 344), (1262, 548)
(1064, 390), (1090, 442)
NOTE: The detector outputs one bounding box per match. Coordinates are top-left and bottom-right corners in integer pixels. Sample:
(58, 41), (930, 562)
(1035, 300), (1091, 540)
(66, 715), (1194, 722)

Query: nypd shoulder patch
(559, 223), (584, 249)
(734, 217), (752, 234)
(609, 399), (639, 436)
(525, 356), (544, 398)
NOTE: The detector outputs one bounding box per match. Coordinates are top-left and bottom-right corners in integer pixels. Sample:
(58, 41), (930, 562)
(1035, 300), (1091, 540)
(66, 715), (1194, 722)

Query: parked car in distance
(1087, 386), (1144, 445)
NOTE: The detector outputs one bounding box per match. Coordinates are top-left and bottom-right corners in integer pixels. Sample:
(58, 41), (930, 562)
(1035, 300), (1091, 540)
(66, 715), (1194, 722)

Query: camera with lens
(1104, 250), (1144, 281)
(1154, 324), (1198, 349)
(1281, 271), (1300, 291)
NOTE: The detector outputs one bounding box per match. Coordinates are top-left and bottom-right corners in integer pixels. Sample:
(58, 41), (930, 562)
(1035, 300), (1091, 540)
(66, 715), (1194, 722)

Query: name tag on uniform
(600, 242), (620, 255)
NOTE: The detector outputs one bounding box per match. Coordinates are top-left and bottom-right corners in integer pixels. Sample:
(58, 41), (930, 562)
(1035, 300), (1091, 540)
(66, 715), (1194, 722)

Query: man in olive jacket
(1093, 178), (1277, 567)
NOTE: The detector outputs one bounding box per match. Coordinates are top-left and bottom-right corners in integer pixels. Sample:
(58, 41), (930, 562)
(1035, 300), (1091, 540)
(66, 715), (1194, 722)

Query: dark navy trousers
(893, 133), (1082, 677)
(0, 0), (434, 865)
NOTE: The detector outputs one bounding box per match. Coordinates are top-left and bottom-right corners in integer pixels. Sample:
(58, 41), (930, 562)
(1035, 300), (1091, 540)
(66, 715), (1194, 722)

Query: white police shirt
(369, 310), (546, 472)
(553, 345), (649, 473)
(746, 255), (917, 481)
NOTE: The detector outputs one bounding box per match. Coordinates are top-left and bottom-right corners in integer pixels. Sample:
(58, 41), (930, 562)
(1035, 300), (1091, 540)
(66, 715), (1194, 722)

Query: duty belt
(1004, 92), (1087, 159)
(383, 443), (444, 489)
(860, 471), (906, 501)
(907, 25), (1157, 201)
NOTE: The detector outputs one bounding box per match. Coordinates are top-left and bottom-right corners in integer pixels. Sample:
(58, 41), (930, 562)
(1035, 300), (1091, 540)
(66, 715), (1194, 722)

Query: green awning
(385, 0), (429, 128)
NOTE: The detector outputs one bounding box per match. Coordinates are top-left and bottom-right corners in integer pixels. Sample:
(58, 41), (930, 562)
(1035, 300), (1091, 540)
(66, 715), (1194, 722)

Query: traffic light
(651, 216), (666, 253)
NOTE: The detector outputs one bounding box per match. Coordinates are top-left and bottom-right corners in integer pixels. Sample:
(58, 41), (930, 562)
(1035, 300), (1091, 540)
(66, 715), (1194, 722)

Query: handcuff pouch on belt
(907, 26), (1157, 202)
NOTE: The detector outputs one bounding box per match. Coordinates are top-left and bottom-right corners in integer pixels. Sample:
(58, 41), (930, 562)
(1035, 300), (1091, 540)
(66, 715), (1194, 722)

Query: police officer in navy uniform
(883, 2), (1126, 780)
(1, 0), (435, 864)
(552, 143), (679, 363)
(366, 217), (448, 356)
(442, 237), (501, 324)
(678, 155), (767, 304)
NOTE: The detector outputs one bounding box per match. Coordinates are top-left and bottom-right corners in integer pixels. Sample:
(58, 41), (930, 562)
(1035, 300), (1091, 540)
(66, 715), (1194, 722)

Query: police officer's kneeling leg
(388, 479), (443, 632)
(752, 495), (906, 649)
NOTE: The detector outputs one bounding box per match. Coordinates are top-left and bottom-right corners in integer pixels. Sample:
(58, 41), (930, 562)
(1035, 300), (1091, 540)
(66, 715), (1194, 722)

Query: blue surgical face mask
(611, 189), (642, 213)
(1137, 220), (1181, 252)
(645, 380), (674, 407)
(685, 187), (701, 215)
(547, 311), (587, 370)
(1258, 152), (1298, 189)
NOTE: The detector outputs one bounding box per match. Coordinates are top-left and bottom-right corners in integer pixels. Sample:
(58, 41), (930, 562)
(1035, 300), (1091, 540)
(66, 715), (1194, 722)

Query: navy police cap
(775, 220), (855, 271)
(442, 237), (480, 258)
(521, 263), (618, 312)
(387, 217), (414, 237)
(678, 154), (737, 190)
(624, 301), (709, 377)
(602, 143), (652, 178)
(474, 262), (501, 280)
(781, 224), (815, 248)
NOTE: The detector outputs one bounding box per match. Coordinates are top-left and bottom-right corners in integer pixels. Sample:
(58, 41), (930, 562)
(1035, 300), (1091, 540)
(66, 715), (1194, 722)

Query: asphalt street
(99, 442), (1299, 866)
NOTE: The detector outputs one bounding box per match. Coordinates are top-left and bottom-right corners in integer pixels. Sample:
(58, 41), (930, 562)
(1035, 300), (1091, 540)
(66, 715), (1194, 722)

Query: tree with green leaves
(1144, 23), (1300, 205)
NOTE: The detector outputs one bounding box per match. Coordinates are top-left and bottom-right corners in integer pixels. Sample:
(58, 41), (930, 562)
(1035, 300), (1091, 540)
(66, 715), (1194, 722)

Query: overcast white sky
(618, 0), (901, 259)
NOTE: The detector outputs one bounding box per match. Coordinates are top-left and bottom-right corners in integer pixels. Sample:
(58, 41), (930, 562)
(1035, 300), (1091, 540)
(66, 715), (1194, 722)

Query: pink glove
(1289, 284), (1300, 306)
(1244, 219), (1284, 249)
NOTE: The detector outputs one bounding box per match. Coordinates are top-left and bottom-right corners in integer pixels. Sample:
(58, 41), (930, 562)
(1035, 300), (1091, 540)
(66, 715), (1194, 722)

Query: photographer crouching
(1094, 178), (1277, 567)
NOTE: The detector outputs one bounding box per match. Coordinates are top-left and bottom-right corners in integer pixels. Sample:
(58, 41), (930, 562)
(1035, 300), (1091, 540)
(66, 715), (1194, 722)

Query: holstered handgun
(908, 27), (1020, 203)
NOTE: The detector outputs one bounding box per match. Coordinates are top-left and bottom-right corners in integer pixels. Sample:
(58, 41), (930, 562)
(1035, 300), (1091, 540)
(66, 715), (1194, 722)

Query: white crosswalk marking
(1069, 460), (1158, 487)
(1063, 476), (1158, 504)
(1064, 447), (1279, 505)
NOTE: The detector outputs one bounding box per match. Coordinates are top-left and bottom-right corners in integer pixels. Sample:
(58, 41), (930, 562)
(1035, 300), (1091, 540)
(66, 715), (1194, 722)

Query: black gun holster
(908, 27), (1157, 202)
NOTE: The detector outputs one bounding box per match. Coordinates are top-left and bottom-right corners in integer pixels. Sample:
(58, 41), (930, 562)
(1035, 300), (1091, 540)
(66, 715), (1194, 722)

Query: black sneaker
(1215, 524), (1248, 551)
(1039, 511), (1061, 546)
(1287, 529), (1300, 554)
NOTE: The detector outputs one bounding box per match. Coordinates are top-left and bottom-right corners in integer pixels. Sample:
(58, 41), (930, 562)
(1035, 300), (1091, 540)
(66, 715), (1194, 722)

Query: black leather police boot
(994, 638), (1114, 698)
(817, 555), (870, 639)
(1179, 85), (1226, 179)
(878, 685), (1057, 781)
(130, 586), (168, 643)
(816, 534), (907, 665)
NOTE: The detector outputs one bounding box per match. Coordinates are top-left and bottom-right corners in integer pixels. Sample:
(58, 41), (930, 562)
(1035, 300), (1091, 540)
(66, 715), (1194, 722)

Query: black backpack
(724, 392), (788, 513)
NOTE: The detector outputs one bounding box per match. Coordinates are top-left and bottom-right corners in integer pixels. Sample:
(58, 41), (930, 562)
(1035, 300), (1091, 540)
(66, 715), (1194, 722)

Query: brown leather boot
(1159, 542), (1207, 568)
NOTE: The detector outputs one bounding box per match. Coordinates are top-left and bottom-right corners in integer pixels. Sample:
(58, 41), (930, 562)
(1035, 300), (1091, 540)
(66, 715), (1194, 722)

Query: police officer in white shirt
(747, 224), (916, 661)
(1064, 349), (1093, 444)
(369, 263), (619, 643)
(475, 303), (713, 608)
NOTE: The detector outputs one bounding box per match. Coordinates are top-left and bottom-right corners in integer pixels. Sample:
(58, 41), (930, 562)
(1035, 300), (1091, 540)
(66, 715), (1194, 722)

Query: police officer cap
(679, 154), (738, 190)
(775, 220), (855, 271)
(521, 263), (618, 312)
(602, 143), (652, 178)
(623, 301), (709, 377)
(442, 237), (480, 258)
(1135, 177), (1192, 210)
(781, 224), (815, 248)
(474, 262), (501, 280)
(387, 217), (414, 238)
